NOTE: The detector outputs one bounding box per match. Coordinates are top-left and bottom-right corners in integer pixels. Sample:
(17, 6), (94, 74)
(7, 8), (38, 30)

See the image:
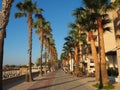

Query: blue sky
(1, 0), (83, 65)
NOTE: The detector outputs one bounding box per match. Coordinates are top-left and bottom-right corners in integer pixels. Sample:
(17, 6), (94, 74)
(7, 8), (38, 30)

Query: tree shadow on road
(28, 78), (80, 90)
(68, 80), (96, 90)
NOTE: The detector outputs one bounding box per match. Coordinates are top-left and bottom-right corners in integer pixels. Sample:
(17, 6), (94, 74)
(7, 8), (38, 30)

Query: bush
(93, 83), (115, 90)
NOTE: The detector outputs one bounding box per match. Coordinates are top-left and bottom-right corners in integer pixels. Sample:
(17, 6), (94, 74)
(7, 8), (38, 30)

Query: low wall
(3, 72), (39, 85)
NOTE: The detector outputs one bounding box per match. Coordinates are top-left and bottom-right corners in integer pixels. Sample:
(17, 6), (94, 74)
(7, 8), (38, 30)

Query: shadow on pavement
(3, 73), (38, 90)
(68, 80), (96, 90)
(28, 78), (79, 90)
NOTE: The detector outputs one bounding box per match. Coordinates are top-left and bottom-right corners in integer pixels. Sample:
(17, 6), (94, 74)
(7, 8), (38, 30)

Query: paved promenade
(3, 69), (120, 90)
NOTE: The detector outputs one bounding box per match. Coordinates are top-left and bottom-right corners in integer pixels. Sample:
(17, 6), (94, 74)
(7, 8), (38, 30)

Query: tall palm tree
(48, 36), (58, 71)
(64, 35), (74, 60)
(83, 0), (116, 86)
(70, 8), (88, 76)
(41, 21), (52, 74)
(112, 0), (120, 82)
(49, 38), (55, 70)
(63, 35), (74, 70)
(0, 0), (14, 89)
(15, 0), (42, 82)
(50, 45), (57, 70)
(68, 22), (86, 76)
(43, 50), (47, 74)
(72, 7), (100, 81)
(73, 5), (112, 84)
(34, 13), (45, 77)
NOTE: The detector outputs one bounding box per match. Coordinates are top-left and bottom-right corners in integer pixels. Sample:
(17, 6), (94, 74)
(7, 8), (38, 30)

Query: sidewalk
(114, 82), (120, 90)
(3, 69), (120, 90)
(51, 70), (96, 90)
(5, 72), (55, 90)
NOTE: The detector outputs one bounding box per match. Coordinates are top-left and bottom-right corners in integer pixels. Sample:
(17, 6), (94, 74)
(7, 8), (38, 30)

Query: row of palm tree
(0, 0), (58, 89)
(33, 12), (58, 77)
(15, 0), (43, 82)
(61, 0), (120, 88)
(15, 0), (58, 81)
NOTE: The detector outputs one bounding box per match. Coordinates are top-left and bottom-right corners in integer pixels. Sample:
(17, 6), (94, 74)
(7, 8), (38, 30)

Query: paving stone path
(4, 69), (120, 90)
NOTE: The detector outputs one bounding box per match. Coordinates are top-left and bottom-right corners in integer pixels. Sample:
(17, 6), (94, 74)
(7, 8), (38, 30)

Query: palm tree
(34, 13), (45, 77)
(42, 21), (52, 74)
(70, 8), (88, 76)
(49, 38), (55, 70)
(113, 0), (120, 82)
(50, 45), (58, 70)
(43, 51), (47, 74)
(0, 0), (14, 89)
(15, 0), (42, 82)
(83, 0), (116, 86)
(64, 35), (74, 70)
(64, 35), (74, 60)
(68, 22), (87, 76)
(48, 36), (58, 71)
(73, 4), (113, 84)
(72, 7), (100, 81)
(43, 21), (52, 73)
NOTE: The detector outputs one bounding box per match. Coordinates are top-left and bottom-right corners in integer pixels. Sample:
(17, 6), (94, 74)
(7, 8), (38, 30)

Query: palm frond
(16, 2), (24, 11)
(68, 23), (77, 29)
(35, 14), (44, 19)
(32, 21), (38, 28)
(72, 7), (85, 17)
(14, 12), (26, 18)
(35, 29), (40, 34)
(83, 0), (99, 9)
(34, 8), (44, 13)
(102, 18), (111, 25)
(103, 27), (111, 32)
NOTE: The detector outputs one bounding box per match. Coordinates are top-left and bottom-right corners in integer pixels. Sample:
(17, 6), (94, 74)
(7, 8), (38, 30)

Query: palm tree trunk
(27, 13), (33, 82)
(50, 48), (53, 71)
(39, 44), (43, 77)
(97, 17), (109, 86)
(45, 48), (47, 75)
(39, 30), (43, 77)
(0, 0), (14, 88)
(0, 30), (5, 90)
(74, 44), (79, 75)
(116, 35), (120, 81)
(89, 31), (99, 82)
(69, 52), (73, 72)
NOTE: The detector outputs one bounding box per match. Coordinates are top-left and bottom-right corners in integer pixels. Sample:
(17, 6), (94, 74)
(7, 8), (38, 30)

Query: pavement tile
(3, 69), (120, 90)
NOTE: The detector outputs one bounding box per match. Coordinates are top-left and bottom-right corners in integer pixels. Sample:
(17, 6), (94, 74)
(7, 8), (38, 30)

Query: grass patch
(93, 83), (115, 90)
